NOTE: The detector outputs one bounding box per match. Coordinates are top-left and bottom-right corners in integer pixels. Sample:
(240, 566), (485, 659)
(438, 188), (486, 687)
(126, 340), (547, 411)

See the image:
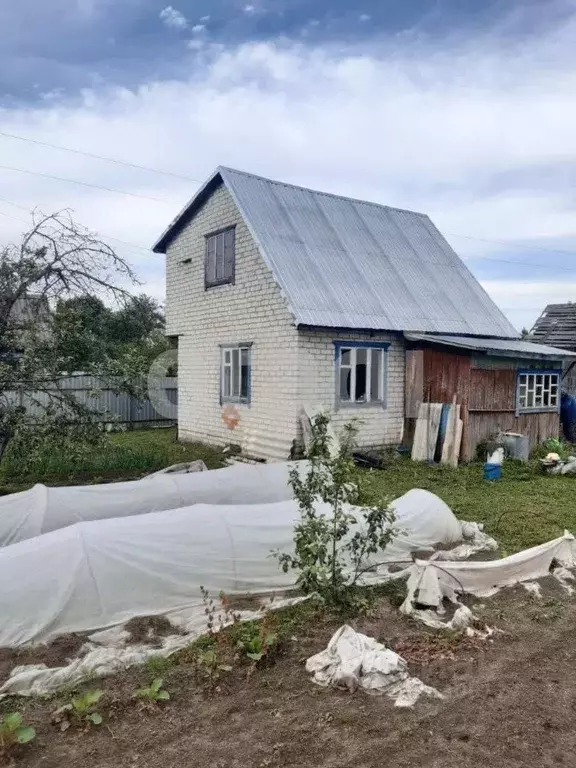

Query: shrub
(274, 413), (397, 607)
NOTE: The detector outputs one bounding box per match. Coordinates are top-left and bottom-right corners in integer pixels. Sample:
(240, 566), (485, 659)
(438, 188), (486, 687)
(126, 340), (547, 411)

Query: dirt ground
(2, 579), (576, 768)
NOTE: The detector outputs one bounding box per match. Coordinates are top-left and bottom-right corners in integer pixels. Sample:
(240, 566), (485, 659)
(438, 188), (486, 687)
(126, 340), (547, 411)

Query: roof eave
(152, 168), (225, 254)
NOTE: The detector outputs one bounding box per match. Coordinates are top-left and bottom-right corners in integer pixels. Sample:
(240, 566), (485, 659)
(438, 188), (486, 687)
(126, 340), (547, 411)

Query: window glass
(337, 345), (386, 406)
(221, 345), (251, 402)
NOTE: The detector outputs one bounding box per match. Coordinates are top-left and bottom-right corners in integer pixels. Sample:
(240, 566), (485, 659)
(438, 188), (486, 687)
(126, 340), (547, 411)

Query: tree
(0, 210), (144, 462)
(274, 413), (397, 607)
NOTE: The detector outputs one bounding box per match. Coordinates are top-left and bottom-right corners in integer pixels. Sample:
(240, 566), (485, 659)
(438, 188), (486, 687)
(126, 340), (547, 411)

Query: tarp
(0, 461), (310, 547)
(0, 489), (469, 647)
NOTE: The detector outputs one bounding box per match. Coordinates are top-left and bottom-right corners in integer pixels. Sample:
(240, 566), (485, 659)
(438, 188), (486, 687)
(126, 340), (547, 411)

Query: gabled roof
(530, 304), (576, 351)
(153, 167), (519, 338)
(405, 333), (576, 360)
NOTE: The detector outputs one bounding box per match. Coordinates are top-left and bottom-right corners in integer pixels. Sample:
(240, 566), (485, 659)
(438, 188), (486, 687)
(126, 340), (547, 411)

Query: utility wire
(0, 196), (154, 257)
(0, 164), (179, 204)
(0, 130), (202, 184)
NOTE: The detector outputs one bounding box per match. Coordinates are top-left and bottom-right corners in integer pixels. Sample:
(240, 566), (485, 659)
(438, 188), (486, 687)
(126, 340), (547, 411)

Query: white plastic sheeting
(399, 532), (576, 628)
(0, 489), (471, 648)
(305, 625), (443, 706)
(0, 461), (309, 547)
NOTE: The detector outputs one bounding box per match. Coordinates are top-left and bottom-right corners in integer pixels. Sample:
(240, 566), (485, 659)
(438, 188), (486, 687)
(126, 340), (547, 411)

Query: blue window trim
(219, 342), (252, 406)
(515, 368), (561, 416)
(333, 341), (390, 409)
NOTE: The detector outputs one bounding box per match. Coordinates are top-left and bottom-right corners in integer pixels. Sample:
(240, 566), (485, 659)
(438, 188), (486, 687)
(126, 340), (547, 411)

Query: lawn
(0, 427), (225, 493)
(360, 457), (574, 553)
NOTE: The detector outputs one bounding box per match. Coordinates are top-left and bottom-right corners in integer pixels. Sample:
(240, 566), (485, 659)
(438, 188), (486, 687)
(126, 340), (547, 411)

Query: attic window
(517, 370), (560, 413)
(205, 226), (235, 288)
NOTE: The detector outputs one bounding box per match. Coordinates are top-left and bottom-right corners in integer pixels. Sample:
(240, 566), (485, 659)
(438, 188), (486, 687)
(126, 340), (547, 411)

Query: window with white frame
(335, 343), (388, 405)
(221, 344), (251, 403)
(517, 370), (559, 412)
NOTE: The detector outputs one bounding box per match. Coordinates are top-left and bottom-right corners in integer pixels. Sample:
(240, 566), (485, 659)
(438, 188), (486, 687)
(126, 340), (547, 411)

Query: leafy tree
(274, 412), (397, 606)
(0, 209), (152, 462)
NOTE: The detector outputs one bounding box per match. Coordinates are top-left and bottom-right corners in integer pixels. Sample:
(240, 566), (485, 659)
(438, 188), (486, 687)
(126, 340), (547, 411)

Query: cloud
(243, 5), (255, 14)
(359, 14), (371, 22)
(1, 2), (576, 329)
(159, 6), (188, 29)
(191, 24), (205, 34)
(200, 15), (210, 22)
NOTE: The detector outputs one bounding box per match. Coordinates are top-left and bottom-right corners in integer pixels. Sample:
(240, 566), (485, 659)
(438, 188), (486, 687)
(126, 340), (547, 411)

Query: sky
(1, 0), (576, 332)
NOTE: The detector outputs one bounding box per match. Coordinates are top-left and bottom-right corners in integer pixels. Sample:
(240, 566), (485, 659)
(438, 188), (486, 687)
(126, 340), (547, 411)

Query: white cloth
(0, 489), (473, 648)
(0, 461), (310, 547)
(305, 625), (443, 706)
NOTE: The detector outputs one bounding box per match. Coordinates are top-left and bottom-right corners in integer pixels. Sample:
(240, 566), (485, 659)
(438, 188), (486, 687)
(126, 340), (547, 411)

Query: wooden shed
(404, 334), (576, 461)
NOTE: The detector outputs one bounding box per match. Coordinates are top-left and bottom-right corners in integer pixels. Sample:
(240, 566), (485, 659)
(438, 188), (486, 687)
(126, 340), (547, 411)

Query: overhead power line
(0, 164), (179, 204)
(0, 196), (154, 257)
(0, 130), (202, 184)
(447, 231), (576, 259)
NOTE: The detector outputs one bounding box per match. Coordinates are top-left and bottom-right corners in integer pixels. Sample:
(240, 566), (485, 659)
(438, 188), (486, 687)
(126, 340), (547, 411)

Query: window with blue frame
(334, 342), (388, 405)
(220, 343), (251, 403)
(517, 370), (559, 413)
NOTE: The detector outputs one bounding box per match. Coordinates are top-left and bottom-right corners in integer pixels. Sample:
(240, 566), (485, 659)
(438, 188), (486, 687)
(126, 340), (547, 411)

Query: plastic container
(484, 462), (502, 481)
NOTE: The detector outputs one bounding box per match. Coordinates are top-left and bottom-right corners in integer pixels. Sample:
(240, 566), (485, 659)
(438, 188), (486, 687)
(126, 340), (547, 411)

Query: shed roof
(530, 304), (576, 351)
(404, 333), (576, 360)
(153, 167), (518, 338)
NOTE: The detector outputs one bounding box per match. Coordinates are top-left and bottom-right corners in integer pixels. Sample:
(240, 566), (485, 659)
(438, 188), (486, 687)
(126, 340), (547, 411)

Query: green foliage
(145, 655), (175, 679)
(52, 689), (104, 731)
(232, 621), (279, 662)
(274, 413), (396, 606)
(195, 649), (233, 683)
(535, 437), (573, 460)
(134, 678), (170, 703)
(0, 712), (36, 756)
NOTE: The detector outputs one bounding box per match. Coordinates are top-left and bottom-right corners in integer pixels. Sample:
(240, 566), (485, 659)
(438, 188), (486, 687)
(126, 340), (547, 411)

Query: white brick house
(153, 167), (525, 460)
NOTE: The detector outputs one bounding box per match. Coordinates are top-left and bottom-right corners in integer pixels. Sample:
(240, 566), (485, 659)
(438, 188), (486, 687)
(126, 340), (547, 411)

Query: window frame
(516, 368), (560, 415)
(204, 225), (236, 289)
(333, 341), (390, 408)
(219, 342), (252, 405)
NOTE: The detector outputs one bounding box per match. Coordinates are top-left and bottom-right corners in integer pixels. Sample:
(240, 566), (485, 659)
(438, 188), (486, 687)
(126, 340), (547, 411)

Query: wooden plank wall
(466, 367), (559, 459)
(405, 346), (561, 460)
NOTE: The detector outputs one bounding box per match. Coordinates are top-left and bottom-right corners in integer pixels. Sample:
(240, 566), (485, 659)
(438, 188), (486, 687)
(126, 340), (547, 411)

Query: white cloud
(159, 6), (187, 29)
(2, 6), (576, 328)
(187, 39), (205, 50)
(359, 14), (371, 22)
(191, 24), (205, 34)
(200, 15), (210, 22)
(243, 5), (255, 14)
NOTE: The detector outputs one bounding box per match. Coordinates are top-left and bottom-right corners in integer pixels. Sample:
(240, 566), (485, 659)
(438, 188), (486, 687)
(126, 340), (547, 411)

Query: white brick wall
(297, 329), (405, 448)
(165, 182), (406, 459)
(165, 182), (301, 460)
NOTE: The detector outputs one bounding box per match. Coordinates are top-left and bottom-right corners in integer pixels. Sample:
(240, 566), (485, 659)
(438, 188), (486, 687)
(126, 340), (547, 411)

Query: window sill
(336, 401), (386, 410)
(205, 279), (235, 290)
(517, 408), (559, 415)
(221, 398), (251, 406)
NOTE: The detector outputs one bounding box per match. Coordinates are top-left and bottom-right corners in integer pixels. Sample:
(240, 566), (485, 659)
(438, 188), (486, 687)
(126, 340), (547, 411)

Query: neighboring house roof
(405, 332), (576, 360)
(530, 304), (576, 351)
(153, 166), (519, 338)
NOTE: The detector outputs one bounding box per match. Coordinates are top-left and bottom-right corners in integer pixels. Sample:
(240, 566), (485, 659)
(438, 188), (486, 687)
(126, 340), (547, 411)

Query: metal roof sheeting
(404, 333), (576, 359)
(154, 167), (519, 338)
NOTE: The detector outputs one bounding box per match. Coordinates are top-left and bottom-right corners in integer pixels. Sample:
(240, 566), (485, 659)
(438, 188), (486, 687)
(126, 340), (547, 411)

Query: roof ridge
(218, 165), (428, 218)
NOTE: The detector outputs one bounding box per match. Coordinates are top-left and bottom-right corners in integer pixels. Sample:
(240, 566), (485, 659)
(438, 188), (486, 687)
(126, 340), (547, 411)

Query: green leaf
(16, 726), (36, 744)
(3, 712), (22, 731)
(86, 690), (103, 705)
(88, 712), (102, 725)
(156, 690), (170, 701)
(150, 678), (163, 692)
(246, 652), (263, 661)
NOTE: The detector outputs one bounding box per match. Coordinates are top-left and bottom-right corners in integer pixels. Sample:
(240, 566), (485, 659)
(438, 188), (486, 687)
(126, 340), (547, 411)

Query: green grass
(0, 427), (225, 491)
(359, 458), (574, 553)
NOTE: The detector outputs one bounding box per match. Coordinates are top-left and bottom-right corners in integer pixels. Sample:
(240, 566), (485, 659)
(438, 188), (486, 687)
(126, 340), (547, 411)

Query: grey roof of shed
(153, 167), (519, 338)
(529, 304), (576, 351)
(405, 333), (576, 359)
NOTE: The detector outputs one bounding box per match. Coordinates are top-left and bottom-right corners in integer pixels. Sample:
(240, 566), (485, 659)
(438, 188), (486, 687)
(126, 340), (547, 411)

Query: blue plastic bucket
(484, 462), (502, 481)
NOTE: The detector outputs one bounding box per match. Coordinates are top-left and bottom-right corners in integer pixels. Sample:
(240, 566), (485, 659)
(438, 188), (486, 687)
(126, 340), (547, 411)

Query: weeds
(134, 678), (170, 705)
(195, 649), (233, 684)
(145, 655), (175, 679)
(52, 690), (104, 731)
(0, 712), (36, 759)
